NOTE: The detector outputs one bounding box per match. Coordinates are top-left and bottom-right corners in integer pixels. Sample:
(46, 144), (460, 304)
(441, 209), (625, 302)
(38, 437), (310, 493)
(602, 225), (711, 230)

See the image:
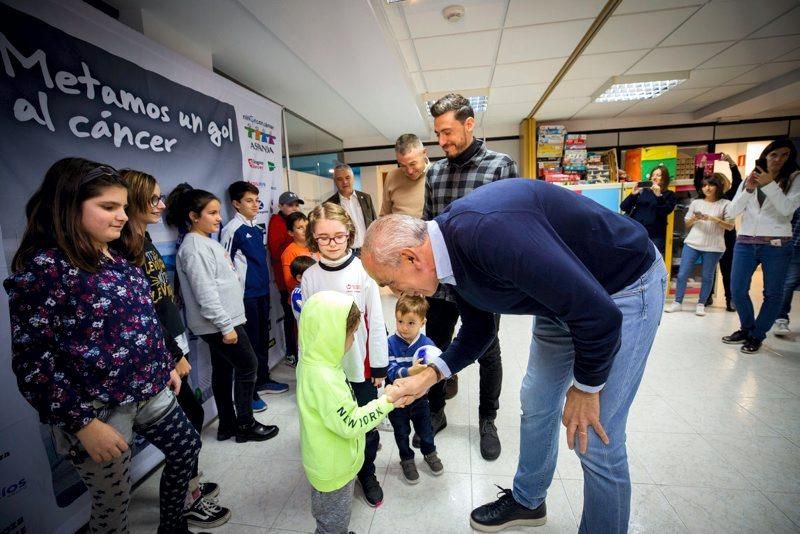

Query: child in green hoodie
(296, 291), (399, 533)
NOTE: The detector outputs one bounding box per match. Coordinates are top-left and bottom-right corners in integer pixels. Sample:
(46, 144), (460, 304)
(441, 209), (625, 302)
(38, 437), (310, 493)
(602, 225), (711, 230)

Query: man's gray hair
(363, 214), (428, 266)
(333, 163), (354, 177)
(394, 133), (423, 155)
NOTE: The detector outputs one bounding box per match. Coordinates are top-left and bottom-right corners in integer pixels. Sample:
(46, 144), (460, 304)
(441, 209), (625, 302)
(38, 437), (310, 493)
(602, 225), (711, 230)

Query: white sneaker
(665, 301), (682, 313)
(773, 319), (791, 337)
(695, 304), (706, 316)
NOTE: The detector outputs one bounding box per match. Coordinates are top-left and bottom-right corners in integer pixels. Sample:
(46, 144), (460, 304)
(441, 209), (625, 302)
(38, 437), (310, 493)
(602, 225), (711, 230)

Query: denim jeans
(674, 245), (723, 304)
(778, 252), (800, 320)
(513, 253), (666, 534)
(201, 325), (258, 429)
(388, 397), (435, 460)
(243, 295), (272, 391)
(731, 242), (793, 341)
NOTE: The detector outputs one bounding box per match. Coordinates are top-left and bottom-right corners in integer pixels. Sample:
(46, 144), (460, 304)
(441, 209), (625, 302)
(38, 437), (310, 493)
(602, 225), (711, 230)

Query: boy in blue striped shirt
(386, 295), (444, 484)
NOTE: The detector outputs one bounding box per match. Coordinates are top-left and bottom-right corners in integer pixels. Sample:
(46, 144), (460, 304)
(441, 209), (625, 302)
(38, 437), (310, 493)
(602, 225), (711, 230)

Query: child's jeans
(52, 387), (201, 533)
(674, 245), (722, 305)
(388, 396), (435, 460)
(311, 479), (355, 534)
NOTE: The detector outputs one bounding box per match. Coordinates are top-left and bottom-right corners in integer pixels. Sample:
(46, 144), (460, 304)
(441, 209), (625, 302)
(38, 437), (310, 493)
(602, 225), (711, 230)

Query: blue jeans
(778, 252), (800, 320)
(388, 397), (435, 460)
(513, 253), (666, 534)
(674, 245), (723, 304)
(731, 242), (793, 341)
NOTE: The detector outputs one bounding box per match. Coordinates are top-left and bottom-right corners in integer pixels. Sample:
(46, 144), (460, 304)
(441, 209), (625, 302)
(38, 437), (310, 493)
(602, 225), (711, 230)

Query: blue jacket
(434, 178), (656, 388)
(220, 213), (269, 298)
(386, 333), (441, 383)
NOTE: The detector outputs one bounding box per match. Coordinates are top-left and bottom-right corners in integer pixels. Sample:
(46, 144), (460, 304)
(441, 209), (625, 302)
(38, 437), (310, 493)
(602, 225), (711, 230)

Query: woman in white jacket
(723, 139), (800, 353)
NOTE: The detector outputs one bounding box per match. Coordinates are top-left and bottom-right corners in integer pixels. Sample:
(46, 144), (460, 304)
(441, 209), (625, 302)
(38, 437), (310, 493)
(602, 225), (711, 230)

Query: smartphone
(755, 157), (767, 173)
(638, 180), (653, 188)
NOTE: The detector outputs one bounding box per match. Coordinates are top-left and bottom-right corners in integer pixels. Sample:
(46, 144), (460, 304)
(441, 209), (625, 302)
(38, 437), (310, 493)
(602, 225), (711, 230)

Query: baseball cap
(278, 191), (304, 205)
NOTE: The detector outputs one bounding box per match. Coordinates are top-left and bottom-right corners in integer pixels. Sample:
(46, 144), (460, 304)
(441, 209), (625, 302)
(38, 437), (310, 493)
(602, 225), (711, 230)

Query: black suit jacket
(325, 190), (377, 231)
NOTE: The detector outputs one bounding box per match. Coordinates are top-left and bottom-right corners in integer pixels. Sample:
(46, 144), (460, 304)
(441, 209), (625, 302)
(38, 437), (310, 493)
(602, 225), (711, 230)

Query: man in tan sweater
(380, 134), (429, 218)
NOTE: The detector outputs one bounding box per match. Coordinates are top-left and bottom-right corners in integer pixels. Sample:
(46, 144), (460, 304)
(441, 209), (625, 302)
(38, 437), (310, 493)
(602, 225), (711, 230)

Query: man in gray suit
(326, 163), (377, 255)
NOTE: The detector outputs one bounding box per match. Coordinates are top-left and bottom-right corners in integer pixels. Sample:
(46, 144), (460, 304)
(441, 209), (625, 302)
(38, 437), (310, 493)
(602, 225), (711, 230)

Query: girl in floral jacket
(4, 158), (200, 534)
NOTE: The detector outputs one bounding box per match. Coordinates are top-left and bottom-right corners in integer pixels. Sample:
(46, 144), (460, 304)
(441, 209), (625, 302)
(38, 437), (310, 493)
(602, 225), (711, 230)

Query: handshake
(383, 359), (431, 408)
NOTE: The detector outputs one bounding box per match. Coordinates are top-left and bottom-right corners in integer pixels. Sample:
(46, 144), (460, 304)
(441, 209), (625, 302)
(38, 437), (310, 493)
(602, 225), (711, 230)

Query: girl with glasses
(119, 169), (231, 529)
(300, 202), (389, 508)
(5, 158), (200, 533)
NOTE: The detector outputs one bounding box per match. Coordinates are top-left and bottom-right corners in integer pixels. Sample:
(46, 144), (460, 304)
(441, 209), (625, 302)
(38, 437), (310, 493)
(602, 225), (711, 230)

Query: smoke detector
(442, 4), (465, 23)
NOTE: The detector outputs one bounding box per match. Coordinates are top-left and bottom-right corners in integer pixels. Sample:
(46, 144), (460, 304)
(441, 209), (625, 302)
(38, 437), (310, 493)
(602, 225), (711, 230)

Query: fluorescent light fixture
(425, 95), (488, 113)
(592, 72), (689, 103)
(386, 0), (405, 3)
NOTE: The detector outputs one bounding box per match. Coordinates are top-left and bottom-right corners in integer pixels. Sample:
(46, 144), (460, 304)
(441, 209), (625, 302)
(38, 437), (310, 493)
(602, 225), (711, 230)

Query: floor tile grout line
(759, 489), (800, 529)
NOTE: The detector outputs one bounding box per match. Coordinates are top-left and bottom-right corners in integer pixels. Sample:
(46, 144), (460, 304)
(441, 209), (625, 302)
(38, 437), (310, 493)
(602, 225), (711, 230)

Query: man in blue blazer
(362, 178), (666, 533)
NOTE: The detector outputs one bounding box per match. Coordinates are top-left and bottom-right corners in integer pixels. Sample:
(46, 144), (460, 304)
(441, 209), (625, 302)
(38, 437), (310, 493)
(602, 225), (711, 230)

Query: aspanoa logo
(242, 113), (277, 154)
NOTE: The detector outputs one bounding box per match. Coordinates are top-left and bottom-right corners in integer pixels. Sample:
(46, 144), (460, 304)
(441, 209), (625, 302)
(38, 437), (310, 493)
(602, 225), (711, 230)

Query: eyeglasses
(80, 165), (121, 185)
(149, 194), (167, 207)
(314, 233), (349, 246)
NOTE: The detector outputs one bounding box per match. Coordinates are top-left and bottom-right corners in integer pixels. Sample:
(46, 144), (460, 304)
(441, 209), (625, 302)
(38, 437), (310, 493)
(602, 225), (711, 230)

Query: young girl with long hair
(724, 139), (800, 353)
(5, 158), (200, 534)
(665, 173), (733, 316)
(119, 169), (231, 528)
(164, 183), (278, 443)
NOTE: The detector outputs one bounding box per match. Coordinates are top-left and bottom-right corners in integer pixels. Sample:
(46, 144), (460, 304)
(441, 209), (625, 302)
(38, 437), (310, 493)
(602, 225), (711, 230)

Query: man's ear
(464, 116), (475, 133)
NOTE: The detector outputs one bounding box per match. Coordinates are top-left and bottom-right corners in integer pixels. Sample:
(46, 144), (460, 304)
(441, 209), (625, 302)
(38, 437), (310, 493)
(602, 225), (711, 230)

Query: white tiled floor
(130, 290), (800, 533)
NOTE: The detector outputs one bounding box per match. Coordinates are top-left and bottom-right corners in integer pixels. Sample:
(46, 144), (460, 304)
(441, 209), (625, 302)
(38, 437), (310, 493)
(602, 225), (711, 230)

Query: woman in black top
(620, 164), (677, 255)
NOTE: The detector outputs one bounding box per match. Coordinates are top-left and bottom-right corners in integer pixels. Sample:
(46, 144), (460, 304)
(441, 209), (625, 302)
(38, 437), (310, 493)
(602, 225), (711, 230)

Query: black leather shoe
(479, 418), (501, 461)
(216, 426), (235, 441)
(235, 421), (279, 443)
(722, 329), (748, 344)
(470, 486), (546, 532)
(413, 408), (447, 448)
(741, 337), (762, 354)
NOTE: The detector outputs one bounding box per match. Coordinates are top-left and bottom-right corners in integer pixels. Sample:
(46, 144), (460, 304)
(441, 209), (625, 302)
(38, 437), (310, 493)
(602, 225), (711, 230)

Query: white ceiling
(104, 0), (800, 147)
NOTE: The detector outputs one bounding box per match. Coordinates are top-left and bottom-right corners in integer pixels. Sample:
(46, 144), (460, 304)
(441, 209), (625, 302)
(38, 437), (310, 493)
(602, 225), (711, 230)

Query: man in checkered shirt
(418, 93), (518, 461)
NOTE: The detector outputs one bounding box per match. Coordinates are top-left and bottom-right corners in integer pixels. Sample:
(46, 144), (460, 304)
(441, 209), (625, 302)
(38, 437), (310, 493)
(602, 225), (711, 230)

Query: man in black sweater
(362, 178), (666, 533)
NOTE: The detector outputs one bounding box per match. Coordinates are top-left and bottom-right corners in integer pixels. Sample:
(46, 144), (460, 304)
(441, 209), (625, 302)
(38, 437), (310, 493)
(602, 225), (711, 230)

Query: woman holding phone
(620, 164), (677, 255)
(723, 139), (800, 353)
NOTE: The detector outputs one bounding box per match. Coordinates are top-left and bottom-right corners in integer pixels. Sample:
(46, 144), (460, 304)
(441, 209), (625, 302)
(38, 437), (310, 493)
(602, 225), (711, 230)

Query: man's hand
(175, 356), (191, 378)
(167, 369), (182, 395)
(562, 386), (609, 454)
(392, 367), (438, 407)
(222, 329), (238, 344)
(384, 384), (404, 407)
(371, 376), (385, 388)
(76, 419), (129, 463)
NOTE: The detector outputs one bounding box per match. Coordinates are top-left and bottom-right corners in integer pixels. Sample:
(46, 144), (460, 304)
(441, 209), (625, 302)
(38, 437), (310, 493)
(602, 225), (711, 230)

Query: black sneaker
(198, 481), (219, 499)
(358, 475), (383, 507)
(413, 409), (447, 448)
(479, 418), (501, 461)
(741, 338), (762, 354)
(722, 329), (748, 344)
(470, 486), (546, 532)
(184, 496), (232, 528)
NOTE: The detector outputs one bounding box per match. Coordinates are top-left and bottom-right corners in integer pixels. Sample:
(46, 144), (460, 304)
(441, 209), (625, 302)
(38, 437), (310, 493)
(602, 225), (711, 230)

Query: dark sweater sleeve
(451, 211), (622, 388)
(653, 190), (677, 217)
(620, 192), (638, 214)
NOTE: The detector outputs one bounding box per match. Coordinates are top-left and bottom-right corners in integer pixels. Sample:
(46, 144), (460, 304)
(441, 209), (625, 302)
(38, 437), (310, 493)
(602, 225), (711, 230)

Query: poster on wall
(0, 0), (285, 531)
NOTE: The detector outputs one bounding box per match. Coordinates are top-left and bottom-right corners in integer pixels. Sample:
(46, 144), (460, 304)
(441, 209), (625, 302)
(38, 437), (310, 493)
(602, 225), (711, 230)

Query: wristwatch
(427, 361), (444, 382)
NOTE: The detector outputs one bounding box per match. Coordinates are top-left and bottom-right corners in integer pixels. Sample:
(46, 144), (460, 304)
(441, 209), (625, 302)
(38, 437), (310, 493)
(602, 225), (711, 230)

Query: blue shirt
(429, 178), (655, 390)
(220, 213), (269, 298)
(386, 333), (440, 383)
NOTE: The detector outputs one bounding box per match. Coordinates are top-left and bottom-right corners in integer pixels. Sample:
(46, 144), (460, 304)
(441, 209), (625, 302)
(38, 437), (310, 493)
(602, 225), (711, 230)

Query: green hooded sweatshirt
(296, 291), (394, 492)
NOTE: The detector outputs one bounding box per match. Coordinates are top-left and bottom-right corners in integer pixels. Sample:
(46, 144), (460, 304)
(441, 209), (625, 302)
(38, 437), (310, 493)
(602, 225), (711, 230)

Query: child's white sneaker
(695, 304), (706, 316)
(665, 301), (682, 313)
(773, 319), (791, 337)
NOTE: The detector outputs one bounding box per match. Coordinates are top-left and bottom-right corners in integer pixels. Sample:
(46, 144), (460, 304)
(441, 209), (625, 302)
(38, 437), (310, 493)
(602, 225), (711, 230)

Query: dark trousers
(388, 397), (435, 460)
(706, 228), (737, 305)
(280, 290), (298, 358)
(201, 325), (257, 430)
(350, 380), (379, 482)
(176, 376), (205, 479)
(244, 295), (271, 395)
(425, 296), (502, 419)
